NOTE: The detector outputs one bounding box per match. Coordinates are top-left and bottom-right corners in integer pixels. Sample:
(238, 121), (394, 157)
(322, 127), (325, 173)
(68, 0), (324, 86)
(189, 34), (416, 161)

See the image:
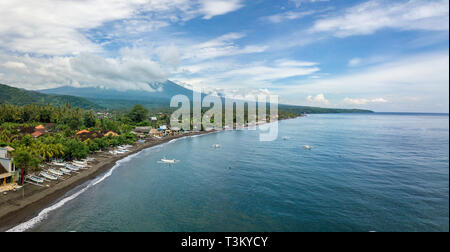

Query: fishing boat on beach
(66, 165), (80, 172)
(73, 160), (88, 165)
(60, 168), (72, 175)
(26, 175), (44, 184)
(48, 168), (64, 177)
(40, 171), (58, 181)
(71, 162), (88, 169)
(52, 161), (66, 167)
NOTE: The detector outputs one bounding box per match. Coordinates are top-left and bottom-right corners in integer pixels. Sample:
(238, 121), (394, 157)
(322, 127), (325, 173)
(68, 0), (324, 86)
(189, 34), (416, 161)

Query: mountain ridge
(41, 80), (192, 101)
(2, 82), (373, 113)
(0, 83), (103, 110)
(41, 81), (373, 113)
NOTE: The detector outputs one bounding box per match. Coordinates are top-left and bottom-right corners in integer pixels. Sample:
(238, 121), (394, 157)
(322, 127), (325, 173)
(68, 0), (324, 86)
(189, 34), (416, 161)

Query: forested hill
(0, 84), (102, 110)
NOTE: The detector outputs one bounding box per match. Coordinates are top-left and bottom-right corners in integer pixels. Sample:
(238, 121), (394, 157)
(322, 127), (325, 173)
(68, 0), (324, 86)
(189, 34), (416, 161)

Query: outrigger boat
(48, 168), (64, 176)
(52, 161), (66, 167)
(60, 168), (72, 175)
(73, 160), (88, 165)
(71, 162), (88, 168)
(40, 171), (58, 181)
(66, 165), (80, 172)
(26, 175), (44, 184)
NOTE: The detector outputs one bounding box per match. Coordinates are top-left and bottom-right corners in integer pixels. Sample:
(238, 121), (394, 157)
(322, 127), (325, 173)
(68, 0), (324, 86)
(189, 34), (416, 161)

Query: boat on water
(40, 171), (58, 181)
(282, 136), (291, 140)
(212, 144), (221, 148)
(48, 168), (64, 176)
(26, 175), (44, 184)
(303, 145), (313, 150)
(161, 158), (176, 164)
(159, 157), (179, 164)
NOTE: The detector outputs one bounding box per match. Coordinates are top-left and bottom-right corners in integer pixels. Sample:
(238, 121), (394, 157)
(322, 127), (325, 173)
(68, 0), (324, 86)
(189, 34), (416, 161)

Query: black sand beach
(0, 132), (209, 231)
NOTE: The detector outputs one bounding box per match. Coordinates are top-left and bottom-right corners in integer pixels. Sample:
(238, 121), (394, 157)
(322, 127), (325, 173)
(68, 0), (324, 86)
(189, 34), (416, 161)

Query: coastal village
(0, 104), (191, 197)
(0, 122), (185, 194)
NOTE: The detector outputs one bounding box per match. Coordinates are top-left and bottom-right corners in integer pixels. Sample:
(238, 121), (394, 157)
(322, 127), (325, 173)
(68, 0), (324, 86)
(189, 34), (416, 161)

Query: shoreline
(0, 131), (210, 232)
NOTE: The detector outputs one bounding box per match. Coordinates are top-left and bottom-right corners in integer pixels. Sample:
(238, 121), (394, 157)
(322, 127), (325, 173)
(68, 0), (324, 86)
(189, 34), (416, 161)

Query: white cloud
(116, 19), (170, 34)
(223, 64), (319, 82)
(311, 0), (449, 37)
(173, 57), (320, 90)
(0, 0), (245, 56)
(290, 0), (329, 8)
(266, 11), (315, 23)
(348, 58), (362, 67)
(0, 47), (175, 91)
(0, 0), (141, 55)
(280, 51), (449, 112)
(156, 45), (181, 68)
(344, 97), (387, 105)
(294, 52), (449, 93)
(275, 59), (319, 67)
(0, 1), (248, 92)
(307, 93), (330, 105)
(2, 61), (28, 71)
(371, 98), (388, 103)
(183, 33), (268, 61)
(200, 0), (244, 20)
(175, 80), (274, 99)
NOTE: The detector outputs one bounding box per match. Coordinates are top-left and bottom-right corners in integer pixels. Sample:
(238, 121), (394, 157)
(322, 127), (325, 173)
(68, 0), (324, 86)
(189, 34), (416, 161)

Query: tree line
(0, 103), (159, 177)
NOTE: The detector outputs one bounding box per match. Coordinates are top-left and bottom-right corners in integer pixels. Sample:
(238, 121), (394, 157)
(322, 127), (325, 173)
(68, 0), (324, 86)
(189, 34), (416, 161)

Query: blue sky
(0, 0), (448, 112)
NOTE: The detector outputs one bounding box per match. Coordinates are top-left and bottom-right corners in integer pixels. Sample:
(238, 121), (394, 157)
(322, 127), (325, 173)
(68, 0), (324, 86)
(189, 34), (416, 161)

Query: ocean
(12, 113), (449, 232)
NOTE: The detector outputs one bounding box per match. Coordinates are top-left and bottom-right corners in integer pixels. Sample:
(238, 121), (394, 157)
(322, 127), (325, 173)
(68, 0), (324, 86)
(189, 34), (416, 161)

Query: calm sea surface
(18, 113), (449, 232)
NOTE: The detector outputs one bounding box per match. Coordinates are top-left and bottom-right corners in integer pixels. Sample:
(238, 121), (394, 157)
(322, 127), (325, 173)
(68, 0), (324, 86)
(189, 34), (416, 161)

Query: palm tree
(0, 129), (11, 143)
(13, 148), (41, 198)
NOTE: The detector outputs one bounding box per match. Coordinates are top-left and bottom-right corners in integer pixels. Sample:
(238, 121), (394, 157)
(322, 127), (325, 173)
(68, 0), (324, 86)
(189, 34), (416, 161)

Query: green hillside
(0, 84), (102, 110)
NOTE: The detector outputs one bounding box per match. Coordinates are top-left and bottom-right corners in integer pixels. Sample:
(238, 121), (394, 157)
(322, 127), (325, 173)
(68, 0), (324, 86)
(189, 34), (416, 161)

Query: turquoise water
(20, 113), (449, 232)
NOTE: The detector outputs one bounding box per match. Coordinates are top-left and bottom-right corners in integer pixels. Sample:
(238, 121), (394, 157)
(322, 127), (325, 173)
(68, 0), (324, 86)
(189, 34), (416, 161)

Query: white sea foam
(7, 133), (213, 232)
